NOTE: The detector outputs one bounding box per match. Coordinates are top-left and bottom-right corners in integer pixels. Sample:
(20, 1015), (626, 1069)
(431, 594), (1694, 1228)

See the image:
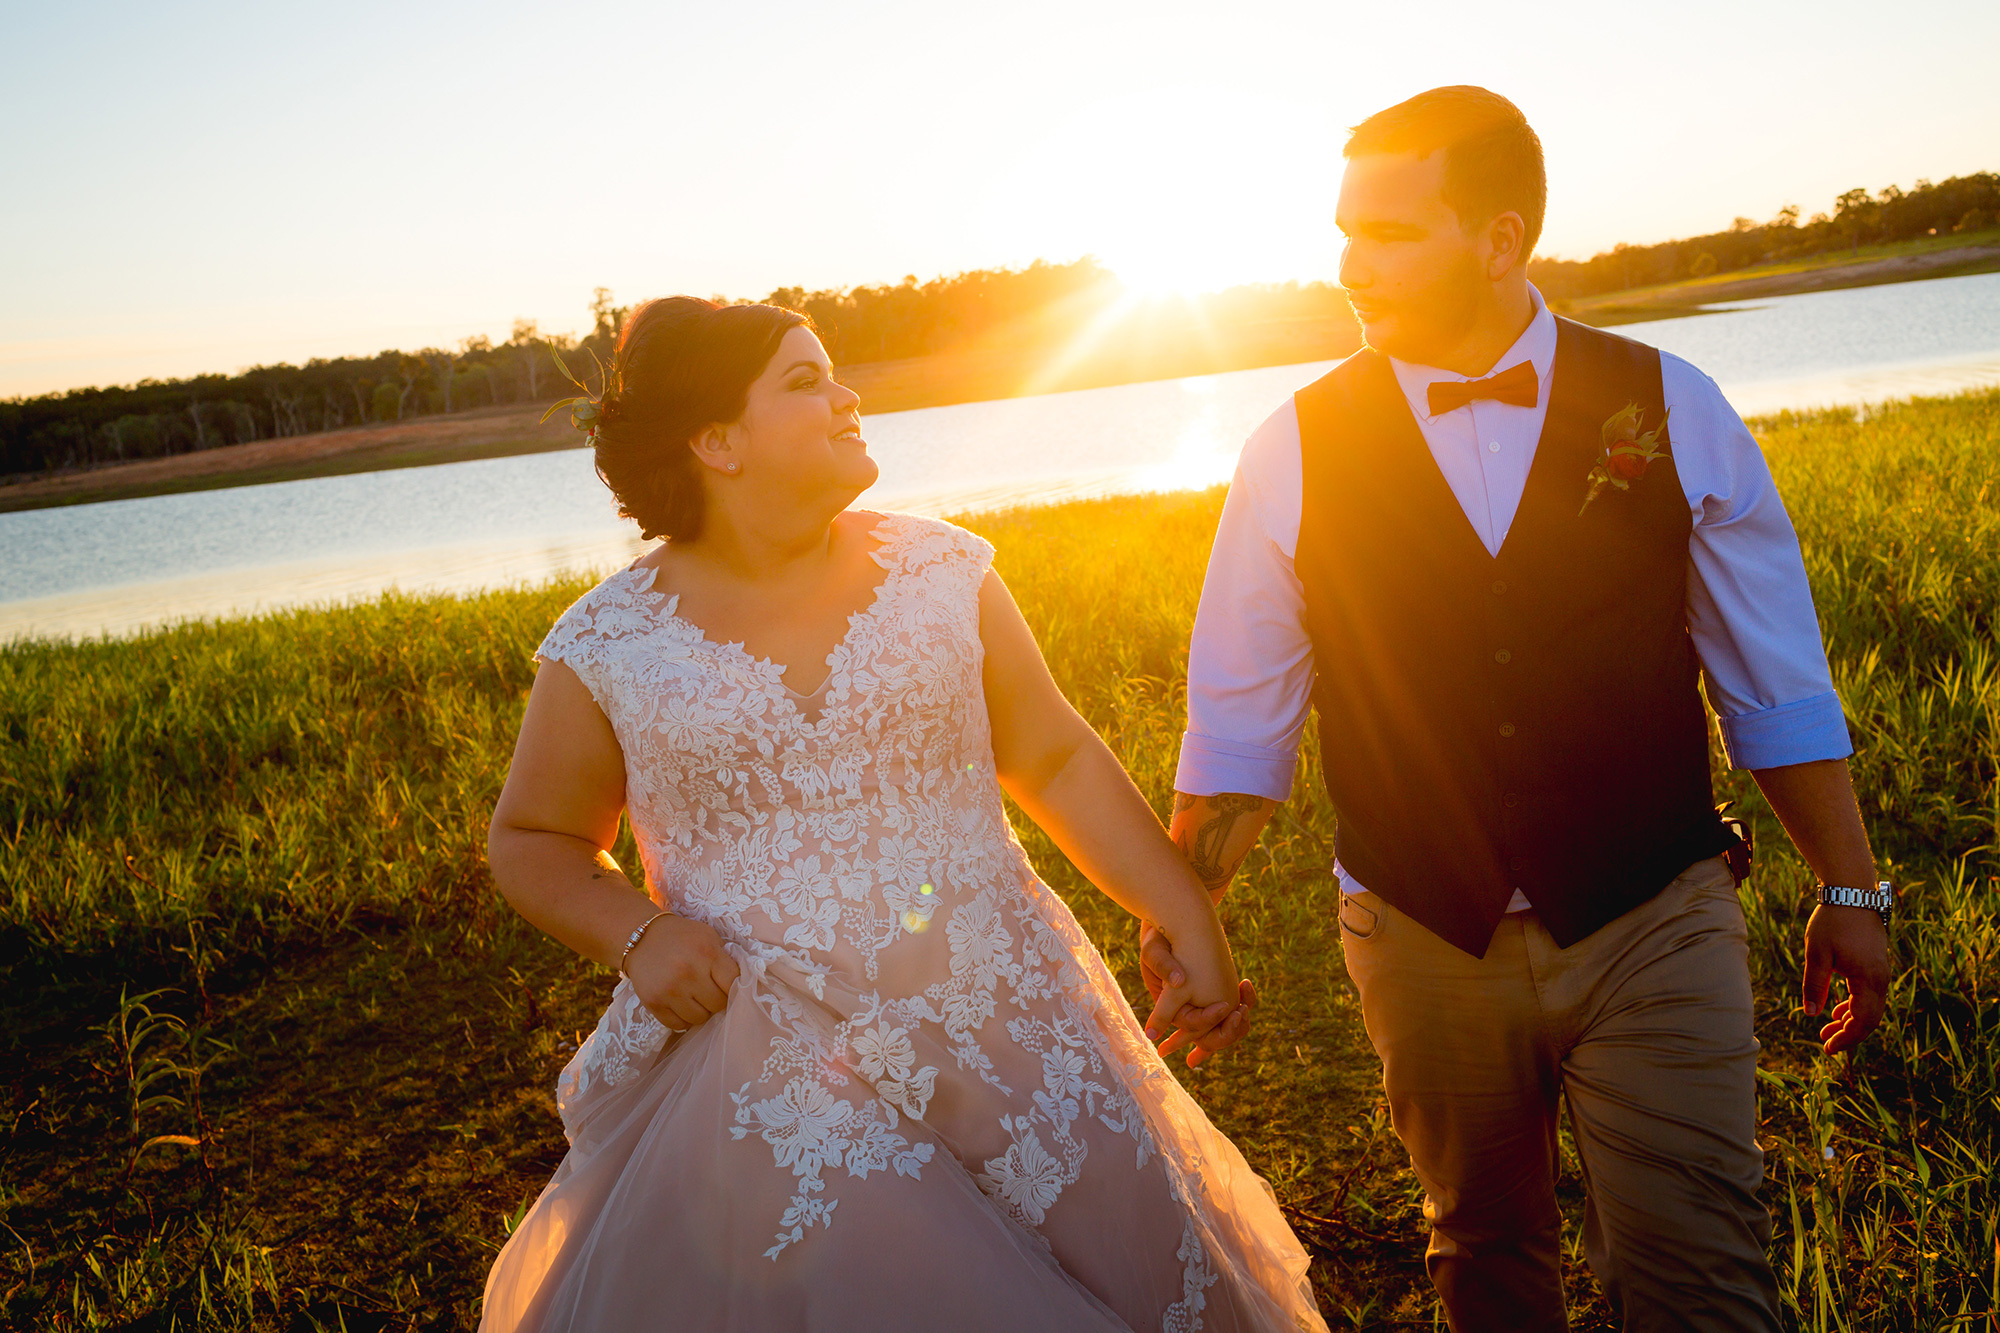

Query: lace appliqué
(537, 514), (1223, 1317)
(556, 981), (671, 1111)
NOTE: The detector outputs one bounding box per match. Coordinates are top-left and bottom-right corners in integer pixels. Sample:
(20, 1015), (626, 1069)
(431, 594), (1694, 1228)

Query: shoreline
(1553, 234), (2000, 325)
(7, 382), (2000, 645)
(0, 314), (1365, 515)
(5, 236), (1997, 515)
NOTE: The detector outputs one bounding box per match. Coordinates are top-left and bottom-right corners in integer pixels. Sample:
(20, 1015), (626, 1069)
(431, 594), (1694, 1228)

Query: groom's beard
(1349, 252), (1484, 366)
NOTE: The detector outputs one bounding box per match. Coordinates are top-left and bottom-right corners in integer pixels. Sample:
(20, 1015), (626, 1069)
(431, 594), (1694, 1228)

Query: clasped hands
(619, 905), (1256, 1064)
(1138, 920), (1257, 1067)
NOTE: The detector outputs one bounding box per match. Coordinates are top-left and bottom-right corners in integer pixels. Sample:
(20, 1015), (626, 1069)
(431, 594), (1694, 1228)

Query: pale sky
(4, 0), (1996, 399)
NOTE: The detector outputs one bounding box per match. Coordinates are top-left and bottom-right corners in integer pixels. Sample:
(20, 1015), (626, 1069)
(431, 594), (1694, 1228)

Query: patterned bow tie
(1426, 360), (1539, 416)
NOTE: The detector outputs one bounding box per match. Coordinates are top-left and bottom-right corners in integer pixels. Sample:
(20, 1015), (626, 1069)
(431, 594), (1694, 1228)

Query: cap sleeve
(880, 511), (994, 581)
(535, 599), (592, 671)
(530, 581), (629, 712)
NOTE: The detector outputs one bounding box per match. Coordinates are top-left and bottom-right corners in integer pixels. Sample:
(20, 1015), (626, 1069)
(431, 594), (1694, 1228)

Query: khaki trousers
(1336, 855), (1780, 1333)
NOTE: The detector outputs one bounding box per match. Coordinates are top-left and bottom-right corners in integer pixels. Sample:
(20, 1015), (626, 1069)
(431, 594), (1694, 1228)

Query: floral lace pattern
(534, 513), (1224, 1320)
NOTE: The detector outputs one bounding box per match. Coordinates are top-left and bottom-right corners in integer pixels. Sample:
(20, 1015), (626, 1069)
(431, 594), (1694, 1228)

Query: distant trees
(1, 259), (1120, 480)
(511, 320), (547, 399)
(0, 322), (594, 478)
(7, 171), (1995, 483)
(1529, 172), (2000, 300)
(589, 288), (630, 351)
(767, 258), (1116, 365)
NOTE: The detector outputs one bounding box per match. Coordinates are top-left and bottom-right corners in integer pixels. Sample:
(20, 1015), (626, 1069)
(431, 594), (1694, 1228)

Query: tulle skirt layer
(481, 880), (1324, 1332)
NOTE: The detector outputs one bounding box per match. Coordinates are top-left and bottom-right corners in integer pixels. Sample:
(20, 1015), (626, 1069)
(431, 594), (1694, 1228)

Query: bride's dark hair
(592, 296), (810, 541)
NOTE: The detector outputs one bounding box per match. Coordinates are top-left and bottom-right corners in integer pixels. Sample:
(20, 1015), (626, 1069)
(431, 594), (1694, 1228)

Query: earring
(725, 461), (740, 474)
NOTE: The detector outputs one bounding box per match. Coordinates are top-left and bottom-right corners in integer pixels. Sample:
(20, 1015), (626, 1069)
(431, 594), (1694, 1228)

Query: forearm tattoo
(1174, 792), (1266, 893)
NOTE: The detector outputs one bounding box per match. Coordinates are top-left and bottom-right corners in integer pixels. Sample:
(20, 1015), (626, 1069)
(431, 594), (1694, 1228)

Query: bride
(481, 296), (1324, 1332)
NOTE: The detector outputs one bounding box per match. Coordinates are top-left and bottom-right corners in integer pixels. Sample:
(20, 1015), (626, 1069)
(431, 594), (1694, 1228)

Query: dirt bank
(1560, 240), (2000, 326)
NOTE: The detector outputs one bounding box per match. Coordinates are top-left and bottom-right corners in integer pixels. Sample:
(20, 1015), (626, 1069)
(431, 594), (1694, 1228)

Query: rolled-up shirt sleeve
(1175, 401), (1316, 800)
(1665, 354), (1854, 770)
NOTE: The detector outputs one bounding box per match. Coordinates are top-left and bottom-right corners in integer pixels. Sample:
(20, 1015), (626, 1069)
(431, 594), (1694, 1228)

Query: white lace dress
(480, 513), (1323, 1333)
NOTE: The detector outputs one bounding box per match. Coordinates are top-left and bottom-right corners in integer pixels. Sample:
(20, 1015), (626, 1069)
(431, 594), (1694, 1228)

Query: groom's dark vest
(1293, 317), (1735, 957)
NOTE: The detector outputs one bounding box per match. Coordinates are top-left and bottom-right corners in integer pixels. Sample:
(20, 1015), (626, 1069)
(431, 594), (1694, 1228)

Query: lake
(5, 271), (1998, 641)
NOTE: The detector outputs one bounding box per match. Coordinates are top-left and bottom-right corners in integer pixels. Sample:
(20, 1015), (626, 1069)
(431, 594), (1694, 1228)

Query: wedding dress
(480, 513), (1324, 1332)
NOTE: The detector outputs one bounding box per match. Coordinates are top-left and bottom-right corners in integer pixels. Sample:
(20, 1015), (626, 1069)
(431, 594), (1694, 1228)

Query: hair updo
(592, 296), (810, 541)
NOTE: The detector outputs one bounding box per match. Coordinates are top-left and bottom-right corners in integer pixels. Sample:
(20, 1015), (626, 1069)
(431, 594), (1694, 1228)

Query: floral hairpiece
(538, 344), (611, 447)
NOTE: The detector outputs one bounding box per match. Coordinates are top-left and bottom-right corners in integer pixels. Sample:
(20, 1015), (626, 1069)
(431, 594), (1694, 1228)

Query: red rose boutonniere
(1578, 402), (1670, 517)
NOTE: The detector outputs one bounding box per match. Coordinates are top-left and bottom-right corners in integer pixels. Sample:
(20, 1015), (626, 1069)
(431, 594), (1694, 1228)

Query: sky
(3, 0), (1996, 399)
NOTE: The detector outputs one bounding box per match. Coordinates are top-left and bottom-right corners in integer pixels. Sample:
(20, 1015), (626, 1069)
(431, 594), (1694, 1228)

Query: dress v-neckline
(630, 512), (904, 726)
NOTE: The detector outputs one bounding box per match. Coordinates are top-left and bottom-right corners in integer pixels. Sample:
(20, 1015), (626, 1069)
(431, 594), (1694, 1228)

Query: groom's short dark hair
(1346, 86), (1546, 256)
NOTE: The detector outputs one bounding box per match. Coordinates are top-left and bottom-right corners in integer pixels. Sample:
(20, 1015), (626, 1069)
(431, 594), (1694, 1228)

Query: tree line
(1527, 171), (1998, 299)
(5, 170), (1994, 480)
(0, 316), (588, 481)
(0, 262), (1119, 480)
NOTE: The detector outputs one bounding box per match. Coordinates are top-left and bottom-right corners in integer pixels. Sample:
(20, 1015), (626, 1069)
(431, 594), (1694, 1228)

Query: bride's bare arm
(977, 570), (1248, 1051)
(488, 659), (739, 1030)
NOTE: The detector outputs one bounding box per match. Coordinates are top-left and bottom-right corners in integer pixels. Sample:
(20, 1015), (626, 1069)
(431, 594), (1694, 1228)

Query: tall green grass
(2, 388), (1996, 1329)
(1730, 389), (2000, 1330)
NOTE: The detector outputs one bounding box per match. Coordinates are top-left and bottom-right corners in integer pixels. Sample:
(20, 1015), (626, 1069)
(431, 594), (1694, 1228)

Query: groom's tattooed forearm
(1173, 792), (1267, 893)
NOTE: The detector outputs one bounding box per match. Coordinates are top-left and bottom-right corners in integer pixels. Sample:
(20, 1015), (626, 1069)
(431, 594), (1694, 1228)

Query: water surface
(5, 272), (1997, 641)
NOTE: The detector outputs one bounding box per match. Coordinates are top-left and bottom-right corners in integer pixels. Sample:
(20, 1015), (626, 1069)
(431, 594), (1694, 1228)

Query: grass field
(3, 388), (1997, 1329)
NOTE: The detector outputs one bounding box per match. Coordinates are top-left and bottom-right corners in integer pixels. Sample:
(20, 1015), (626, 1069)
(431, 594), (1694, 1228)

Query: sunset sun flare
(979, 86), (1346, 303)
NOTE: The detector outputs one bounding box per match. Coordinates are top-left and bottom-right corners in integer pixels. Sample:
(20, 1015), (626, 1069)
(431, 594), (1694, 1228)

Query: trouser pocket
(1338, 891), (1380, 940)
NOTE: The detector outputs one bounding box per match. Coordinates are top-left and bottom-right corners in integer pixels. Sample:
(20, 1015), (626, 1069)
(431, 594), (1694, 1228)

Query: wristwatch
(1818, 880), (1893, 923)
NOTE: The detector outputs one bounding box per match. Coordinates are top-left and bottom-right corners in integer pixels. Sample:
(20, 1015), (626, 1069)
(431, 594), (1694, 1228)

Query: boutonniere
(1578, 403), (1670, 517)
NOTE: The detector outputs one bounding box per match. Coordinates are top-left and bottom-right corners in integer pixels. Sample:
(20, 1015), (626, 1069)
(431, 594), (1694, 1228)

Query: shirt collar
(1390, 284), (1557, 420)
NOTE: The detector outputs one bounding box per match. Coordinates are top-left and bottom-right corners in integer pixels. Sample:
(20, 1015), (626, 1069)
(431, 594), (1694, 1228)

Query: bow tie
(1426, 360), (1539, 416)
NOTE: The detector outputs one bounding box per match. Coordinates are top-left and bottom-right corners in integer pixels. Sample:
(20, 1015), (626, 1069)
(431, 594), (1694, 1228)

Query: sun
(1101, 241), (1248, 300)
(1094, 191), (1297, 299)
(977, 87), (1343, 304)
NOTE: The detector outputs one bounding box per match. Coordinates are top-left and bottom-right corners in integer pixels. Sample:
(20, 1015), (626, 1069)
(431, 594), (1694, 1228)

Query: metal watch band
(1818, 881), (1893, 921)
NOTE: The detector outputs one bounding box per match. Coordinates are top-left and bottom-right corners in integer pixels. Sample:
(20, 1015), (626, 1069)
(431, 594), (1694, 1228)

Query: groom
(1146, 87), (1892, 1330)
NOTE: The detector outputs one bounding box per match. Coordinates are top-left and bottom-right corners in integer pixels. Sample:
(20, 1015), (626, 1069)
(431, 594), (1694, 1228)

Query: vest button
(1494, 649), (1512, 664)
(1503, 792), (1520, 808)
(1491, 580), (1508, 595)
(1499, 723), (1517, 737)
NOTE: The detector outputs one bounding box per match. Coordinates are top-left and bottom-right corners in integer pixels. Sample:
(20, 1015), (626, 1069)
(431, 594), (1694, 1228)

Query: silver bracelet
(617, 910), (674, 978)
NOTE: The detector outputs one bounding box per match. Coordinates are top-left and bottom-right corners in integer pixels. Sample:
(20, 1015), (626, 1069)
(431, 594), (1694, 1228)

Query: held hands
(624, 913), (741, 1032)
(1138, 919), (1257, 1068)
(1801, 904), (1892, 1057)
